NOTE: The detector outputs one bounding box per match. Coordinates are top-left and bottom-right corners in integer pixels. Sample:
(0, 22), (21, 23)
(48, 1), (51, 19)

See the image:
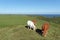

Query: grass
(0, 15), (60, 40)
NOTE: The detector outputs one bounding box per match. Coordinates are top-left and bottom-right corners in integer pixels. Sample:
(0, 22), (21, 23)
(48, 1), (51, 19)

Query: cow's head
(32, 20), (36, 24)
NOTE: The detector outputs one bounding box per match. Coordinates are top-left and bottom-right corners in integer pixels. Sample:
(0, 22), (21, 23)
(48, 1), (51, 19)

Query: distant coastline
(0, 13), (60, 18)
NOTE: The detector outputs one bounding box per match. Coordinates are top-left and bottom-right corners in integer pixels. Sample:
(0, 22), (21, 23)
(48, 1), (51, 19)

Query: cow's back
(42, 22), (49, 31)
(27, 20), (34, 26)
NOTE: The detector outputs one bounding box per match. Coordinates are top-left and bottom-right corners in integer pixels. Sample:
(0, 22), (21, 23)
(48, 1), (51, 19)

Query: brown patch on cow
(32, 20), (36, 24)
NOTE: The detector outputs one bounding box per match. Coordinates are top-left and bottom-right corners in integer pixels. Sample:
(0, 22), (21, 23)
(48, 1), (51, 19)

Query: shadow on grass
(25, 26), (28, 29)
(36, 29), (43, 36)
(25, 26), (34, 30)
(25, 26), (43, 36)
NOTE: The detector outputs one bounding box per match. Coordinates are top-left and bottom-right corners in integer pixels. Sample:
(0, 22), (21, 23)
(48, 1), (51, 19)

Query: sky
(0, 0), (60, 14)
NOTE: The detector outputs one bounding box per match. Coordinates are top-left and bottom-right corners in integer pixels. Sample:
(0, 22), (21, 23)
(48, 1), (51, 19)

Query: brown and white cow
(27, 20), (36, 30)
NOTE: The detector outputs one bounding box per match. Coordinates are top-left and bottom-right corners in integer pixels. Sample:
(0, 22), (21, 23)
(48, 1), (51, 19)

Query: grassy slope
(0, 15), (60, 40)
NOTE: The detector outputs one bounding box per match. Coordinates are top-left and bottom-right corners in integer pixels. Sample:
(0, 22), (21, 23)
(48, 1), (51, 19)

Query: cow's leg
(33, 26), (36, 30)
(42, 31), (47, 37)
(29, 26), (31, 30)
(30, 26), (34, 30)
(27, 25), (29, 29)
(34, 28), (35, 30)
(28, 26), (30, 29)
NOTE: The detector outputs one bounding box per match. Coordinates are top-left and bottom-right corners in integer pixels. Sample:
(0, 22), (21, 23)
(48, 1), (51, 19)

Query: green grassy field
(0, 15), (60, 40)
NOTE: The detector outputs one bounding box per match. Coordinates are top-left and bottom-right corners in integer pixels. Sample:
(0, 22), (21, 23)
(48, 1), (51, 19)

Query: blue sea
(39, 14), (60, 18)
(25, 12), (60, 18)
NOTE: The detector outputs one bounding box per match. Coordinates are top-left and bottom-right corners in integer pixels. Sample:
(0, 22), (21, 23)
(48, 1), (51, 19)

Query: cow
(42, 22), (49, 37)
(27, 20), (36, 30)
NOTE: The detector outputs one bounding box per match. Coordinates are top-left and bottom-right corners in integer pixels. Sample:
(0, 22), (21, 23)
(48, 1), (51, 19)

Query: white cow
(27, 20), (36, 30)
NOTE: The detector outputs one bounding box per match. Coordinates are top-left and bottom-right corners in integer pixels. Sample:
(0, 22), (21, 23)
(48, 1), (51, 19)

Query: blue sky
(0, 0), (60, 14)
